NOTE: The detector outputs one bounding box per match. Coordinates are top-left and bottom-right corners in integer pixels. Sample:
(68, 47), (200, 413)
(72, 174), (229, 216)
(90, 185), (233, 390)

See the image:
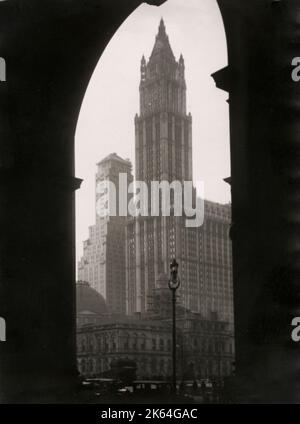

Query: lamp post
(168, 259), (180, 395)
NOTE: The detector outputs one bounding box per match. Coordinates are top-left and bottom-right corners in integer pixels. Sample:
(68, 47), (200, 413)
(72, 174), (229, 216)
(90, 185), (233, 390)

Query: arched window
(97, 358), (101, 374)
(111, 334), (117, 352)
(89, 336), (95, 352)
(159, 338), (164, 351)
(92, 358), (97, 375)
(140, 334), (146, 351)
(151, 357), (157, 375)
(159, 358), (165, 376)
(152, 338), (157, 351)
(167, 339), (171, 352)
(97, 335), (103, 351)
(0, 58), (6, 82)
(123, 332), (130, 350)
(132, 333), (138, 350)
(81, 338), (86, 352)
(167, 359), (172, 375)
(104, 335), (109, 352)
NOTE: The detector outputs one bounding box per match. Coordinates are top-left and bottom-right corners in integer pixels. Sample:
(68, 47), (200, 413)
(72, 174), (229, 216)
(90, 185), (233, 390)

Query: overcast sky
(75, 0), (230, 262)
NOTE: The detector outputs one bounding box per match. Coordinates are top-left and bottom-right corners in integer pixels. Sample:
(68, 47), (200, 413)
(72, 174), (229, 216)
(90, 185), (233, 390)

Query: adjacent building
(78, 153), (133, 314)
(199, 201), (233, 323)
(77, 317), (172, 379)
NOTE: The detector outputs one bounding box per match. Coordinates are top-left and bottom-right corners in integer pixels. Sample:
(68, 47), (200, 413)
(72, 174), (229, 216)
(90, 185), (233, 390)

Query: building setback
(78, 153), (133, 314)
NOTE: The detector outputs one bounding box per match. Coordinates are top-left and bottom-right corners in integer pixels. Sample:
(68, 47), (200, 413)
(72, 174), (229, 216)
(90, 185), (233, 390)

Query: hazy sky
(75, 0), (230, 262)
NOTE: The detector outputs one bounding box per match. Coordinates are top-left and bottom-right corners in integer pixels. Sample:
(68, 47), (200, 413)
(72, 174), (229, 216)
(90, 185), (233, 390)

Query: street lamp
(168, 259), (180, 395)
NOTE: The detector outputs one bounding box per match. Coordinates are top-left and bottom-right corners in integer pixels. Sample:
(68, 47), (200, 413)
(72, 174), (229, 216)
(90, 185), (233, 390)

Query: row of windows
(78, 335), (172, 354)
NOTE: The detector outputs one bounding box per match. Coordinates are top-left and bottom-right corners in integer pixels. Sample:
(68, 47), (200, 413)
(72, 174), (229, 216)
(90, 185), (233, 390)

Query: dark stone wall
(0, 0), (166, 402)
(218, 0), (300, 403)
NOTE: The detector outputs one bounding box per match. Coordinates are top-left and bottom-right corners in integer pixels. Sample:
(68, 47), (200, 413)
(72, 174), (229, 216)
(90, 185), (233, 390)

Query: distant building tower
(78, 153), (133, 314)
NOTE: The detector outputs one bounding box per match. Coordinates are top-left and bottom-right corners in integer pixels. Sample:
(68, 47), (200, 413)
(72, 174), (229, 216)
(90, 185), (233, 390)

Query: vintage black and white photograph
(1, 0), (300, 413)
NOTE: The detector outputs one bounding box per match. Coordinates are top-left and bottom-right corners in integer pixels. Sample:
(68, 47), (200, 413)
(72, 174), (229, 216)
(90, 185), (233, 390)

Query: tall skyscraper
(78, 153), (133, 314)
(126, 19), (198, 314)
(126, 19), (234, 324)
(136, 18), (192, 184)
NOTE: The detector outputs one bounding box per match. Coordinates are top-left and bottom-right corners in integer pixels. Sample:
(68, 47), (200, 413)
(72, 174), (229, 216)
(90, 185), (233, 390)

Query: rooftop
(149, 18), (176, 62)
(97, 152), (132, 167)
(76, 281), (109, 315)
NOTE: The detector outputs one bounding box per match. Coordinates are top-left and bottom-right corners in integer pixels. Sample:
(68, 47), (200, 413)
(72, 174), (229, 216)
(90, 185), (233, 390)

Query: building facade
(78, 153), (133, 314)
(77, 318), (172, 379)
(77, 313), (234, 380)
(199, 201), (233, 323)
(76, 278), (234, 380)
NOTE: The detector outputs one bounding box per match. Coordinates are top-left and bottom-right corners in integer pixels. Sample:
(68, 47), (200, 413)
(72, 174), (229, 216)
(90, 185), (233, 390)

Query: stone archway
(0, 0), (166, 402)
(1, 0), (300, 403)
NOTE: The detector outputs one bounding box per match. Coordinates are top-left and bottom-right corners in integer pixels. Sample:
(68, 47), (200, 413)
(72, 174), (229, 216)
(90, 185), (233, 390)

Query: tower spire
(158, 17), (166, 36)
(150, 18), (175, 61)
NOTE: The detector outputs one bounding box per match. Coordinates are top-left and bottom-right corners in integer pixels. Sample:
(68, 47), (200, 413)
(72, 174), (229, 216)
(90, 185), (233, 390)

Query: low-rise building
(76, 279), (234, 381)
(77, 317), (172, 379)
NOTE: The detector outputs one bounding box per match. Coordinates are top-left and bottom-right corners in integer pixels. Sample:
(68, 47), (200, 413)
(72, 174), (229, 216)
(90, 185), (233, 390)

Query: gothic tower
(126, 20), (233, 324)
(126, 19), (198, 314)
(135, 18), (192, 184)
